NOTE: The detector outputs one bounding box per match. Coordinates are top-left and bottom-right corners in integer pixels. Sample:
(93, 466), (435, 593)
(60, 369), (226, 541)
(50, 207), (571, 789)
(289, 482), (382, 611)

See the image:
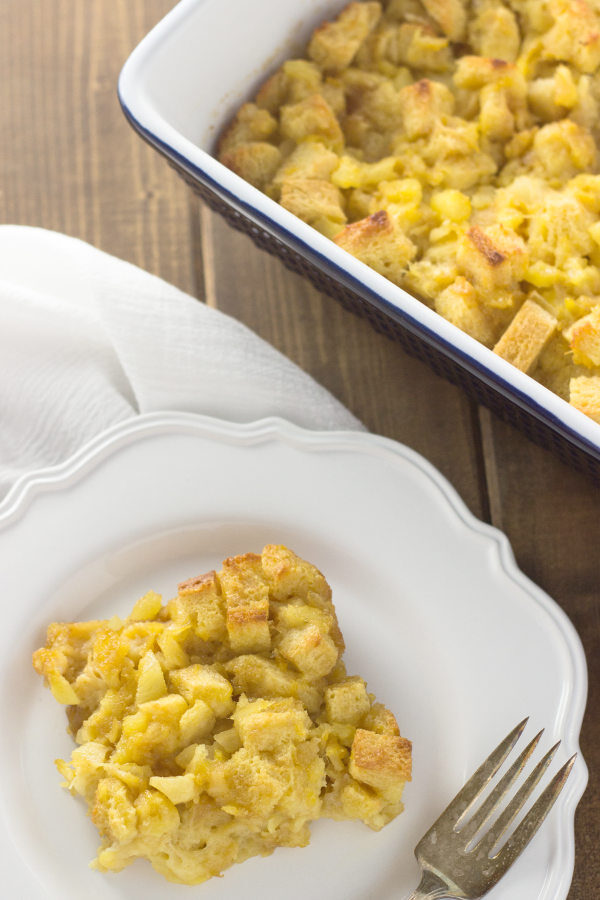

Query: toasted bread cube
(208, 749), (286, 816)
(399, 79), (454, 139)
(280, 177), (347, 238)
(569, 374), (600, 422)
(225, 597), (271, 653)
(532, 120), (596, 180)
(468, 2), (520, 62)
(453, 55), (522, 90)
(493, 299), (557, 372)
(387, 22), (453, 72)
(308, 1), (382, 72)
(275, 603), (335, 635)
(565, 305), (600, 366)
(272, 141), (339, 188)
(334, 210), (416, 286)
(261, 544), (331, 603)
(340, 777), (386, 823)
(361, 702), (401, 736)
(169, 665), (234, 717)
(349, 729), (412, 791)
(218, 103), (277, 156)
(280, 94), (344, 152)
(325, 677), (371, 725)
(219, 553), (271, 653)
(278, 624), (339, 678)
(457, 224), (527, 299)
(234, 696), (311, 751)
(543, 0), (600, 74)
(220, 142), (282, 190)
(421, 0), (466, 40)
(435, 277), (497, 346)
(171, 570), (226, 642)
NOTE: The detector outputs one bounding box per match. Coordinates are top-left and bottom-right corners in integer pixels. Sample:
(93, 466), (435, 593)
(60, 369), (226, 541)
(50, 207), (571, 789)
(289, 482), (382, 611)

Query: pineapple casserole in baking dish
(32, 545), (411, 885)
(218, 0), (600, 423)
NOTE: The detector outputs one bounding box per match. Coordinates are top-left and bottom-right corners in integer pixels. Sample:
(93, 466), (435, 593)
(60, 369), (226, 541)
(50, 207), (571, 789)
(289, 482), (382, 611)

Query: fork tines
(415, 717), (577, 898)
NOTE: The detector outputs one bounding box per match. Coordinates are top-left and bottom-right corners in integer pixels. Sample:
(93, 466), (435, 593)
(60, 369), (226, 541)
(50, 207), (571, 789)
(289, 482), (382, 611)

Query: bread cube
(220, 553), (271, 653)
(218, 103), (277, 156)
(234, 696), (311, 751)
(280, 177), (347, 238)
(532, 120), (596, 180)
(334, 210), (416, 286)
(569, 374), (600, 422)
(279, 94), (344, 152)
(421, 0), (466, 40)
(208, 749), (286, 816)
(171, 570), (226, 642)
(468, 1), (520, 61)
(457, 224), (527, 299)
(435, 277), (497, 346)
(387, 23), (453, 72)
(325, 677), (371, 725)
(340, 777), (386, 824)
(168, 665), (234, 717)
(349, 729), (412, 791)
(308, 1), (382, 73)
(493, 299), (557, 372)
(261, 544), (331, 603)
(278, 624), (339, 678)
(361, 702), (401, 736)
(542, 0), (600, 74)
(227, 654), (298, 699)
(219, 142), (282, 190)
(272, 141), (339, 188)
(399, 79), (454, 139)
(565, 305), (600, 366)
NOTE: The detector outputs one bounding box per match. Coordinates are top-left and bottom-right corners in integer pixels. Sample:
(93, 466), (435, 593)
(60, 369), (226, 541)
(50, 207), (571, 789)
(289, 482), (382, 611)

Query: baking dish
(118, 0), (600, 479)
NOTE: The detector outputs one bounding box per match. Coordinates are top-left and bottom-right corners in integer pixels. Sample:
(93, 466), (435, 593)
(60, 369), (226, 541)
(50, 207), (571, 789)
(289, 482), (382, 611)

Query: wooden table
(1, 1), (598, 894)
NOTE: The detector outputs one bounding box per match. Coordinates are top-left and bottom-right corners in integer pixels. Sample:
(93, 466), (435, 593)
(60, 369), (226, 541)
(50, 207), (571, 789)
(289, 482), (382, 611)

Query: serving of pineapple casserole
(218, 0), (600, 423)
(32, 545), (411, 885)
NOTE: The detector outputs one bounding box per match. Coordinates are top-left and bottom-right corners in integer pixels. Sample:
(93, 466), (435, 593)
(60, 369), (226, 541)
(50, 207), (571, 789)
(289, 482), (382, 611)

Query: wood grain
(0, 0), (195, 294)
(0, 0), (597, 896)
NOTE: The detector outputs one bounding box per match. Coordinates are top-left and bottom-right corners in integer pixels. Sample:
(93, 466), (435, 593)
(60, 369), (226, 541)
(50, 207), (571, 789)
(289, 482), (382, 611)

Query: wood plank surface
(1, 1), (598, 897)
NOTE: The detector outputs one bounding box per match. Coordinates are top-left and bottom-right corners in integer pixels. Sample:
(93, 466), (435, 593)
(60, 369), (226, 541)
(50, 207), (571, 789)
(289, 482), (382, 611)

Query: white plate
(0, 412), (587, 900)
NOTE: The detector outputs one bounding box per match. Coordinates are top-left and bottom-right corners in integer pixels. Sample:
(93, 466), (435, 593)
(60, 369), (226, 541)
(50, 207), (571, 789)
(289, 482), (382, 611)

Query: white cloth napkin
(0, 226), (361, 501)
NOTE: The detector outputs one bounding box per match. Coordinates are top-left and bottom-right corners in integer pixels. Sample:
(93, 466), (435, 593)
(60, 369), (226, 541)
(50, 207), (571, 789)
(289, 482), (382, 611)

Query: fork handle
(406, 870), (459, 899)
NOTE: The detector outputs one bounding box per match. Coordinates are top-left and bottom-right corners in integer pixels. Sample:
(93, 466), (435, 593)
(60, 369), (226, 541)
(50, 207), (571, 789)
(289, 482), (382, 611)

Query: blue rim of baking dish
(117, 0), (600, 469)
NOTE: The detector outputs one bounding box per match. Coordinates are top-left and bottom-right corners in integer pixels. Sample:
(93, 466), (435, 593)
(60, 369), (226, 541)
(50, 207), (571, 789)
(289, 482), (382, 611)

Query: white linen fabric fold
(0, 226), (361, 501)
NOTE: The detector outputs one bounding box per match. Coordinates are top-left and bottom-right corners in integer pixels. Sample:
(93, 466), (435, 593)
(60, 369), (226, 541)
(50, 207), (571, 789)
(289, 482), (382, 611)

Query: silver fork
(407, 718), (577, 899)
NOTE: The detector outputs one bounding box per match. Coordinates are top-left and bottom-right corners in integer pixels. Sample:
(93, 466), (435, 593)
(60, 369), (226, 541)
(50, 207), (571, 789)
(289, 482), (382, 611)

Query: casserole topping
(219, 0), (600, 423)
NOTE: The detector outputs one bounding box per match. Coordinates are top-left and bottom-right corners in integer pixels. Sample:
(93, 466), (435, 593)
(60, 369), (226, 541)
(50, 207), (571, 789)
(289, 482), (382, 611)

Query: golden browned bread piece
(218, 0), (600, 423)
(33, 545), (411, 885)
